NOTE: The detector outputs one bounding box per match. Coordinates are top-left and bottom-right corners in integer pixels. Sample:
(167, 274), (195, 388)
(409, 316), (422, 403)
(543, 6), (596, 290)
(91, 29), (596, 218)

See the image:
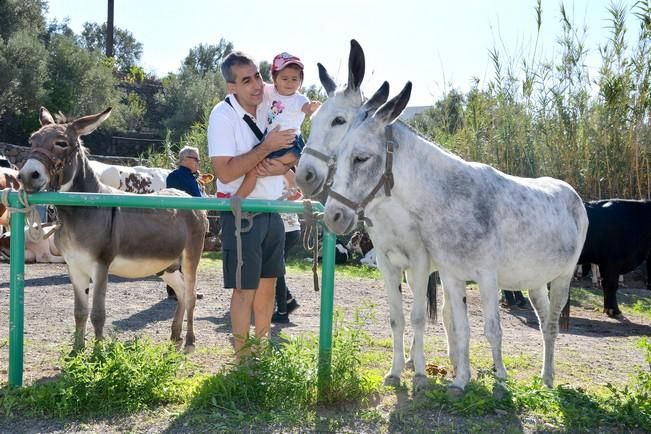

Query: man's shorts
(219, 212), (285, 289)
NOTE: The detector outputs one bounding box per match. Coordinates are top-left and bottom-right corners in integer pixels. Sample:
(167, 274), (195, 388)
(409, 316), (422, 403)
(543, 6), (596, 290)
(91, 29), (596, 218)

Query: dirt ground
(0, 262), (650, 432)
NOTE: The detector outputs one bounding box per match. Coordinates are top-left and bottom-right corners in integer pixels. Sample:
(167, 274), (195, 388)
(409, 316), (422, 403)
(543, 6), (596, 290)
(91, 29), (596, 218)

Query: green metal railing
(5, 192), (336, 393)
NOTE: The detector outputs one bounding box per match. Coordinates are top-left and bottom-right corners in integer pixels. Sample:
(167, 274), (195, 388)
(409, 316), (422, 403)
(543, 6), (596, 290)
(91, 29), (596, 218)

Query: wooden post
(106, 0), (114, 58)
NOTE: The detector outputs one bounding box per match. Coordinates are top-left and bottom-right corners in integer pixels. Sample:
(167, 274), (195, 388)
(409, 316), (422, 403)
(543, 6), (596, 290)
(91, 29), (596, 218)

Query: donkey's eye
(353, 155), (370, 165)
(331, 116), (346, 126)
(55, 141), (68, 148)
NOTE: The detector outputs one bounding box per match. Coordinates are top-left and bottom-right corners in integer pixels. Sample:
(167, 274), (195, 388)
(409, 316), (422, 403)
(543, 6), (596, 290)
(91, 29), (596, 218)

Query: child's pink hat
(272, 52), (304, 73)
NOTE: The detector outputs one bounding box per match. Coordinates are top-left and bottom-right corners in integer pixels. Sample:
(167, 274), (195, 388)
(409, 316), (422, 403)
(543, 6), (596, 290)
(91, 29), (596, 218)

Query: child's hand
(302, 101), (322, 116)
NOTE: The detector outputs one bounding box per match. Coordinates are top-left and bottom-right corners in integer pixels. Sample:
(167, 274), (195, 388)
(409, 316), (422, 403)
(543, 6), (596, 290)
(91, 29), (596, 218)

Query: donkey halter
(301, 146), (337, 193)
(328, 125), (396, 226)
(27, 140), (78, 190)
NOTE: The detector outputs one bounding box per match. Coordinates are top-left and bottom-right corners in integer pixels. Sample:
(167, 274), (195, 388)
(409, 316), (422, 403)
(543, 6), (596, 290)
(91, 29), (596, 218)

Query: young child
(234, 52), (320, 198)
(260, 52), (321, 160)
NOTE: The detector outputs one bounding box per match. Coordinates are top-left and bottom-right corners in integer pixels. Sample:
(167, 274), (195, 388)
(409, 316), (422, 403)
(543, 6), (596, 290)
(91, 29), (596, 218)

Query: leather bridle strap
(328, 125), (396, 225)
(301, 146), (337, 192)
(27, 147), (72, 189)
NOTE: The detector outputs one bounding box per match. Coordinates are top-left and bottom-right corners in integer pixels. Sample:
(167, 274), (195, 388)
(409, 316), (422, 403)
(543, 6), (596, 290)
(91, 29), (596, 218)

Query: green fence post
(318, 229), (337, 397)
(8, 195), (26, 387)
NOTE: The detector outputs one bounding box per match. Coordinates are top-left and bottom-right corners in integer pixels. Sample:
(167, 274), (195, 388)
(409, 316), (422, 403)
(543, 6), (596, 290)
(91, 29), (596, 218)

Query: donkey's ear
(318, 63), (337, 96)
(70, 107), (112, 137)
(39, 107), (55, 126)
(373, 82), (412, 125)
(361, 81), (389, 116)
(345, 39), (365, 94)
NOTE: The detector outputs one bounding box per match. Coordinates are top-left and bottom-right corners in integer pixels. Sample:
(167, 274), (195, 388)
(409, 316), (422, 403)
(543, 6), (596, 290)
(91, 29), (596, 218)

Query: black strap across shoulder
(225, 97), (266, 141)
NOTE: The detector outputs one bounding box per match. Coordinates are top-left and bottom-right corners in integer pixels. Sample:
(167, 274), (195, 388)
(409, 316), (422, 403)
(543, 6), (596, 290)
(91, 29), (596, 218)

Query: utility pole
(106, 0), (114, 58)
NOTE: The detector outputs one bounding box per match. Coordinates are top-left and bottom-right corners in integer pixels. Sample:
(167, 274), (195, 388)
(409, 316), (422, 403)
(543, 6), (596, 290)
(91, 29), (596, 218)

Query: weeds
(1, 337), (197, 417)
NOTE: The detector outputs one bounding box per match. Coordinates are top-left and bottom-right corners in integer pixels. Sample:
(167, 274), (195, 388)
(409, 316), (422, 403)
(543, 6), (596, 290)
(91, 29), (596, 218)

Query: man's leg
(230, 288), (255, 361)
(254, 277), (277, 339)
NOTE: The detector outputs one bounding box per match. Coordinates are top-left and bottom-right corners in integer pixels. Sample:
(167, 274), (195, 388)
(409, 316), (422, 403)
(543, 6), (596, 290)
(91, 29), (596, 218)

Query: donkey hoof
(184, 344), (196, 354)
(446, 384), (465, 400)
(405, 359), (414, 371)
(492, 381), (508, 400)
(383, 374), (401, 387)
(413, 374), (430, 392)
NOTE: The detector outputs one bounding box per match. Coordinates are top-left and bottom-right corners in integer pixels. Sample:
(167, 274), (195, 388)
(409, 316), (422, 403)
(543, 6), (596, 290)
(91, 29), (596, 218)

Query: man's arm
(211, 127), (296, 183)
(255, 155), (297, 177)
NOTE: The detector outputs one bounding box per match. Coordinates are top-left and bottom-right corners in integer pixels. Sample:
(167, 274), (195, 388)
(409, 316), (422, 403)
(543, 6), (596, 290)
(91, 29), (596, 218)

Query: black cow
(578, 199), (651, 318)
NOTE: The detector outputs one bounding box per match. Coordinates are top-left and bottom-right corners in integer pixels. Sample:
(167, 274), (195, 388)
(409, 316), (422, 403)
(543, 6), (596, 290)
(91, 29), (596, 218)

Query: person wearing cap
(164, 145), (205, 300)
(260, 52), (321, 159)
(232, 51), (321, 199)
(207, 51), (296, 363)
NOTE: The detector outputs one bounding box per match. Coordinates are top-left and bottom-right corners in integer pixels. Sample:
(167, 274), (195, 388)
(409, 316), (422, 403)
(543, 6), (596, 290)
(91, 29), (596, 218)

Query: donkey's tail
(427, 271), (438, 323)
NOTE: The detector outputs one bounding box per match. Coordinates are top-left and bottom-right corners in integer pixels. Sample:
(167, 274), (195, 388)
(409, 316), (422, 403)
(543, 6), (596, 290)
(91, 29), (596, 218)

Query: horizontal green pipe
(5, 190), (334, 392)
(19, 192), (323, 214)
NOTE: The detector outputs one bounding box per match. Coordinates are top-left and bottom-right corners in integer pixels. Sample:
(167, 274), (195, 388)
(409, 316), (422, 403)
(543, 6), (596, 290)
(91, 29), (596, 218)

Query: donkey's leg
(90, 264), (109, 341)
(405, 257), (432, 391)
(182, 251), (200, 350)
(527, 285), (549, 327)
(439, 274), (471, 393)
(542, 272), (572, 388)
(376, 252), (406, 387)
(476, 275), (506, 381)
(69, 265), (91, 351)
(441, 287), (458, 376)
(162, 270), (185, 344)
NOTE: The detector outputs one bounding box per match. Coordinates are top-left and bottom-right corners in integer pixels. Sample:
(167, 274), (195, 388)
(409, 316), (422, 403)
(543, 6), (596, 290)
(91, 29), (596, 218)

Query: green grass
(200, 251), (382, 280)
(571, 286), (651, 320)
(0, 337), (201, 418)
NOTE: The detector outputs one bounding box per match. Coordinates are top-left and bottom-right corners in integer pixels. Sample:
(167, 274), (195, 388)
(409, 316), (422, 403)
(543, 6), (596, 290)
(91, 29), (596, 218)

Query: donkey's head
(324, 82), (412, 235)
(296, 39), (389, 198)
(19, 107), (111, 193)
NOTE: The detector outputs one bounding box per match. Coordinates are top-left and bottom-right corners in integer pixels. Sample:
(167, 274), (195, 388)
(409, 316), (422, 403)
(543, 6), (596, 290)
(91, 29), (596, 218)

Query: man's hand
(260, 126), (296, 153)
(255, 158), (290, 177)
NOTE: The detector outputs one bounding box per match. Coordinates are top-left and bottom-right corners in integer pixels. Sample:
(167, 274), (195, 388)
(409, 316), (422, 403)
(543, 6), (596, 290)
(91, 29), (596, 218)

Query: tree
(157, 40), (234, 137)
(45, 33), (124, 129)
(259, 60), (271, 82)
(0, 29), (49, 142)
(79, 22), (143, 71)
(182, 39), (233, 75)
(0, 0), (46, 41)
(157, 69), (226, 138)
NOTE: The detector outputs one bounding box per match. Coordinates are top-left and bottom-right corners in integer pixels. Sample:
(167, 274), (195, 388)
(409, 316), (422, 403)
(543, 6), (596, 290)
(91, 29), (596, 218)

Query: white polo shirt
(207, 94), (284, 199)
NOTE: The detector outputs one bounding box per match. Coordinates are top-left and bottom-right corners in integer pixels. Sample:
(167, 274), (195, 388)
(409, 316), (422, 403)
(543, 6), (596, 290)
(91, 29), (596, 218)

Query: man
(166, 145), (203, 198)
(208, 51), (296, 361)
(165, 145), (205, 300)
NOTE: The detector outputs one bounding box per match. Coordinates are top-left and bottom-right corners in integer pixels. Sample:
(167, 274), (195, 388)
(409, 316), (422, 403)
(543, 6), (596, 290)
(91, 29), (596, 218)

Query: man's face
(227, 63), (264, 109)
(184, 154), (200, 173)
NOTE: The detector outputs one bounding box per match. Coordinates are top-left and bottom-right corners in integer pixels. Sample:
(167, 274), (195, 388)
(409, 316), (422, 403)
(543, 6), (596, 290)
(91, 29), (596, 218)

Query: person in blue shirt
(166, 146), (203, 198)
(165, 146), (204, 299)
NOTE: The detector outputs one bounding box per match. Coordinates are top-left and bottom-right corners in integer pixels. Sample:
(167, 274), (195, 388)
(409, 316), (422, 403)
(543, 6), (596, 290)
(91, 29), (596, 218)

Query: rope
(302, 199), (322, 292)
(0, 188), (53, 243)
(229, 196), (258, 290)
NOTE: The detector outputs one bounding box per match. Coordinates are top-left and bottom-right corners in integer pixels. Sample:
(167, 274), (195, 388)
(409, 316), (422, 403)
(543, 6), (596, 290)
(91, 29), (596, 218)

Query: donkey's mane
(53, 112), (69, 124)
(394, 119), (462, 160)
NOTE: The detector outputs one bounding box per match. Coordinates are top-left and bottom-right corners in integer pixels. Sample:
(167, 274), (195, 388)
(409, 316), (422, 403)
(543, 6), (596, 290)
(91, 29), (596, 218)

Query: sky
(45, 0), (637, 107)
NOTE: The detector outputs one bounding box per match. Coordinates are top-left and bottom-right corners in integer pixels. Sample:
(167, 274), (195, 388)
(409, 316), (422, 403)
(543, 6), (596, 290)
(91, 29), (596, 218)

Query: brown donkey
(18, 107), (208, 351)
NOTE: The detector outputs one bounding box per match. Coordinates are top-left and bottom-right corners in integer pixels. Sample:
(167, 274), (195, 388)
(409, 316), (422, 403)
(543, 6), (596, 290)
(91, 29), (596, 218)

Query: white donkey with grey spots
(322, 81), (588, 394)
(298, 40), (442, 392)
